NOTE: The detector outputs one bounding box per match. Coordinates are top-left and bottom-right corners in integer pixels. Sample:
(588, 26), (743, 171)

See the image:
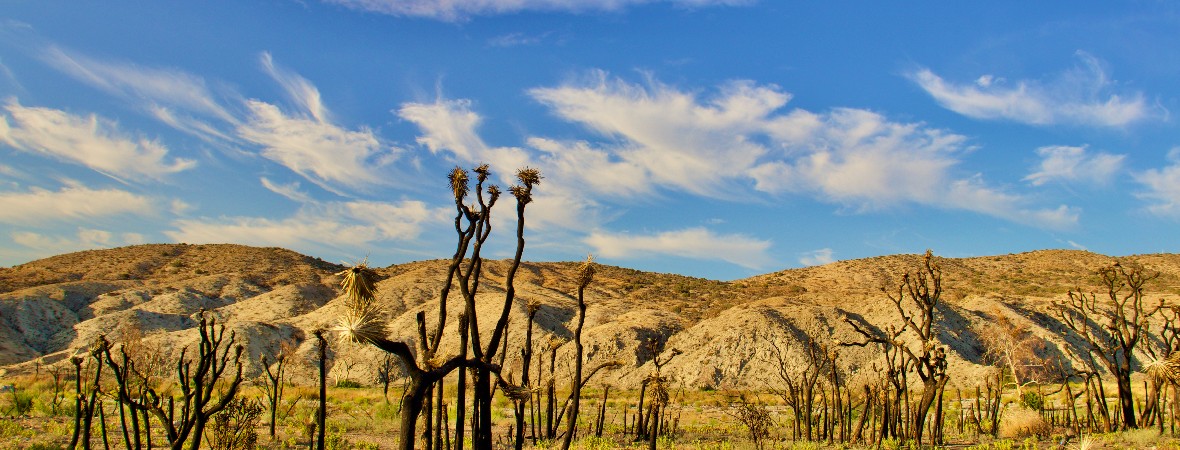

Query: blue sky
(1, 1), (1178, 280)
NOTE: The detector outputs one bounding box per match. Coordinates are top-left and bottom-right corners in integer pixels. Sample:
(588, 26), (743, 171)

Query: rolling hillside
(2, 244), (1178, 390)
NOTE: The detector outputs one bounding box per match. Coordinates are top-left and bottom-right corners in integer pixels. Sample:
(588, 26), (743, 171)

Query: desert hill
(2, 244), (1178, 391)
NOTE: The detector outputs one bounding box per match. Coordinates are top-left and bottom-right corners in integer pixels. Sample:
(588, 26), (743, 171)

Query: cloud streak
(909, 52), (1159, 128)
(11, 228), (146, 255)
(0, 101), (196, 182)
(0, 185), (154, 224)
(326, 0), (750, 21)
(239, 100), (390, 194)
(1136, 149), (1180, 219)
(44, 47), (235, 121)
(166, 199), (449, 255)
(1025, 145), (1125, 186)
(398, 72), (1082, 272)
(238, 54), (402, 194)
(585, 227), (773, 270)
(799, 248), (834, 266)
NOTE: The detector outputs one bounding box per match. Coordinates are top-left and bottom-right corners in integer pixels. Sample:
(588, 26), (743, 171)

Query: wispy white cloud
(397, 99), (588, 234)
(909, 52), (1159, 128)
(0, 101), (196, 182)
(584, 227), (773, 270)
(41, 46), (238, 125)
(11, 228), (146, 255)
(1025, 145), (1125, 186)
(530, 73), (1073, 229)
(260, 52), (329, 123)
(1136, 148), (1180, 219)
(799, 248), (834, 266)
(399, 99), (490, 162)
(326, 0), (750, 21)
(237, 55), (403, 194)
(749, 108), (962, 207)
(940, 176), (1079, 229)
(403, 72), (1078, 238)
(238, 100), (389, 194)
(166, 199), (449, 253)
(530, 74), (793, 198)
(0, 185), (154, 224)
(260, 177), (316, 203)
(488, 32), (547, 48)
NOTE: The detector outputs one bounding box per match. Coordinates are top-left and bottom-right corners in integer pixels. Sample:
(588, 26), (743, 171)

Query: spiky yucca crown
(334, 261), (387, 345)
(449, 167), (469, 202)
(1143, 352), (1180, 383)
(510, 167), (542, 204)
(337, 260), (378, 311)
(577, 254), (596, 289)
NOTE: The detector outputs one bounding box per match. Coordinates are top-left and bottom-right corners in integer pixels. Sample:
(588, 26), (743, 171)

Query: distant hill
(3, 244), (1179, 390)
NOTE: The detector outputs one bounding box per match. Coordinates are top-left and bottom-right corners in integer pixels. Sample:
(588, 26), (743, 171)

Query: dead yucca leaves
(449, 167), (469, 202)
(334, 260), (385, 345)
(647, 374), (671, 406)
(337, 259), (378, 311)
(510, 167), (542, 204)
(577, 254), (596, 290)
(334, 304), (387, 345)
(499, 381), (532, 402)
(1142, 352), (1180, 384)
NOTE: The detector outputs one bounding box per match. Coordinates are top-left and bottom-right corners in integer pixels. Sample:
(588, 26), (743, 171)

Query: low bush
(999, 407), (1051, 439)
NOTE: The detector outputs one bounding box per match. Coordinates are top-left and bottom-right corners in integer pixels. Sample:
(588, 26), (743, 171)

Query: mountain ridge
(3, 244), (1178, 390)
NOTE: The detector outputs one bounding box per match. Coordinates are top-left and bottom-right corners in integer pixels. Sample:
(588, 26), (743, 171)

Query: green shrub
(5, 387), (34, 416)
(1019, 391), (1044, 411)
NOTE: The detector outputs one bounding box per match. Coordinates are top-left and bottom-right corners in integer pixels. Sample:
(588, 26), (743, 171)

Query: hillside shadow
(936, 302), (985, 363)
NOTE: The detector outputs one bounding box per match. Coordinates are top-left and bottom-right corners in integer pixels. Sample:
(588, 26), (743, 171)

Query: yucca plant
(332, 165), (541, 450)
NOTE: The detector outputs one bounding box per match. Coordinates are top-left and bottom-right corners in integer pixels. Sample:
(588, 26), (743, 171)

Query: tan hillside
(2, 244), (1179, 390)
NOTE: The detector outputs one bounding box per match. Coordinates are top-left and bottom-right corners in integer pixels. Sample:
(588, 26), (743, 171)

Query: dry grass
(999, 407), (1051, 439)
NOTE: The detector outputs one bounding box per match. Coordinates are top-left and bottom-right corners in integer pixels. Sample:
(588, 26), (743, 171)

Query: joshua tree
(765, 319), (835, 441)
(375, 352), (400, 405)
(559, 256), (596, 450)
(1056, 261), (1162, 430)
(258, 338), (294, 439)
(843, 250), (950, 447)
(726, 393), (773, 450)
(98, 312), (244, 450)
(314, 330), (327, 450)
(69, 341), (105, 450)
(514, 301), (540, 450)
(334, 165), (540, 450)
(634, 342), (680, 441)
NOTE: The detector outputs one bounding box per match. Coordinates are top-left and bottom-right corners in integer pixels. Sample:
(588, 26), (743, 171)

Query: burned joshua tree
(334, 165), (540, 450)
(842, 250), (950, 447)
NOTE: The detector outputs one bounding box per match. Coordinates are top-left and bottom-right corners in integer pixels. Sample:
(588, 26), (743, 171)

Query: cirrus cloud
(238, 100), (390, 194)
(1025, 145), (1126, 186)
(400, 72), (1081, 248)
(1136, 148), (1180, 219)
(326, 0), (751, 21)
(0, 100), (196, 182)
(584, 227), (774, 270)
(11, 228), (146, 255)
(909, 52), (1160, 128)
(166, 198), (450, 256)
(0, 185), (154, 224)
